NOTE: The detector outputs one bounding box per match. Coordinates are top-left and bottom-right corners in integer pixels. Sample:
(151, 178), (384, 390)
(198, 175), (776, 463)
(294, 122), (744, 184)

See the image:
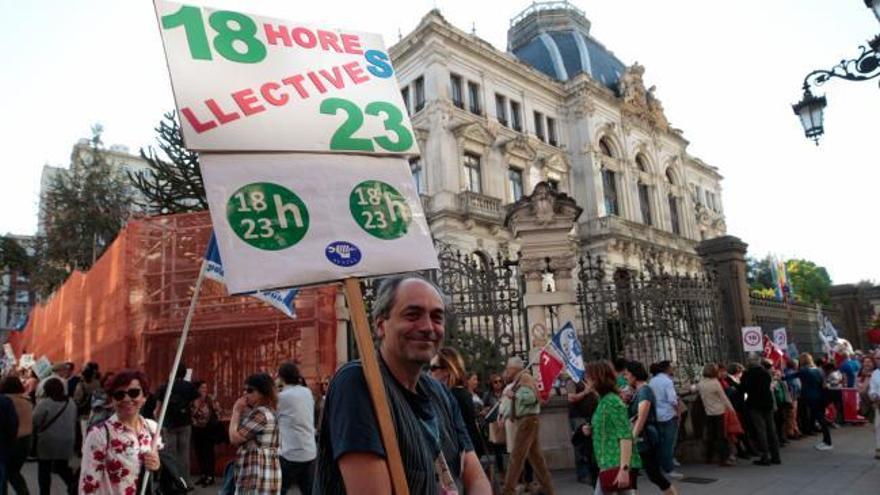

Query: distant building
(391, 3), (726, 274)
(37, 139), (151, 235)
(0, 234), (35, 335)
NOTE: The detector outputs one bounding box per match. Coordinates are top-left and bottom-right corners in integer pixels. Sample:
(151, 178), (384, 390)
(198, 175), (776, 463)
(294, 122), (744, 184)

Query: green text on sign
(350, 180), (412, 240)
(320, 98), (414, 152)
(227, 182), (309, 250)
(162, 5), (266, 63)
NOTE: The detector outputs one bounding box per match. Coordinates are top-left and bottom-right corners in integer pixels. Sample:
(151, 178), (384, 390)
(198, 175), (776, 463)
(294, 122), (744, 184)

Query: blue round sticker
(325, 241), (362, 267)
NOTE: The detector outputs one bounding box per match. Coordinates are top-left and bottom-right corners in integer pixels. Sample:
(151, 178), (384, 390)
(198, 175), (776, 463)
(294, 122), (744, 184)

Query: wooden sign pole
(343, 278), (410, 495)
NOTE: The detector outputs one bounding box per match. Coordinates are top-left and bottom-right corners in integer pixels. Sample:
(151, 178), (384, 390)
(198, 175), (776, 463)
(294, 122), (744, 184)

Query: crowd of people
(1, 275), (880, 495)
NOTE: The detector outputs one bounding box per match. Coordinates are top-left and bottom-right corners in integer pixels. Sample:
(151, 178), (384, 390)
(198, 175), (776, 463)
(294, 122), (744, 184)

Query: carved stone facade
(390, 5), (727, 276)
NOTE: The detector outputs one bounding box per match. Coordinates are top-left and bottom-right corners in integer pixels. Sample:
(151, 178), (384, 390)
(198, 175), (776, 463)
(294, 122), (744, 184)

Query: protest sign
(742, 326), (763, 352)
(201, 153), (437, 293)
(3, 343), (15, 366)
(154, 0), (417, 154)
(773, 327), (788, 349)
(19, 353), (34, 369)
(33, 356), (53, 380)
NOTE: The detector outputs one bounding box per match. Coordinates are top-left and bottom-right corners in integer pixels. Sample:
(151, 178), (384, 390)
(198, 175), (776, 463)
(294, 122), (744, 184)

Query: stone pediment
(542, 152), (570, 174)
(505, 181), (583, 231)
(452, 120), (496, 147)
(502, 135), (537, 161)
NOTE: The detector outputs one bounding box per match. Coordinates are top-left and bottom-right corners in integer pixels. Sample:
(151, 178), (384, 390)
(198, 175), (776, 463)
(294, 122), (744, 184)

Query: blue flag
(205, 234), (298, 318)
(550, 321), (585, 382)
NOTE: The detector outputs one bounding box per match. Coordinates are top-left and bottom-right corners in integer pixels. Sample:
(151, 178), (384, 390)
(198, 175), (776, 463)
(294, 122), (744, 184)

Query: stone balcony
(583, 215), (696, 252)
(457, 191), (505, 225)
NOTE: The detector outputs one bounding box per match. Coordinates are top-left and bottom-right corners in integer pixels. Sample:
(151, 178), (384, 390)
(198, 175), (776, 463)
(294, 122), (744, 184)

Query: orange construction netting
(11, 211), (339, 408)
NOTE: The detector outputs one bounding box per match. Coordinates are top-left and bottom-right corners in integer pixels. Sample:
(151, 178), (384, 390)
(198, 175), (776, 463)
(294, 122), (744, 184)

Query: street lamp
(792, 0), (880, 144)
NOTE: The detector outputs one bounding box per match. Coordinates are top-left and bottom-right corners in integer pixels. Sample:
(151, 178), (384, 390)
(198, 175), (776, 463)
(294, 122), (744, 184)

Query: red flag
(763, 335), (785, 367)
(537, 348), (564, 401)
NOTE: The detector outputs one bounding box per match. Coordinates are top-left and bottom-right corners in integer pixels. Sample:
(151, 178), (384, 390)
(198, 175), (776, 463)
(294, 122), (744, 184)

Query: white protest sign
(154, 0), (418, 154)
(742, 326), (763, 352)
(201, 153), (438, 293)
(3, 343), (15, 366)
(773, 327), (788, 349)
(19, 353), (34, 369)
(33, 356), (53, 380)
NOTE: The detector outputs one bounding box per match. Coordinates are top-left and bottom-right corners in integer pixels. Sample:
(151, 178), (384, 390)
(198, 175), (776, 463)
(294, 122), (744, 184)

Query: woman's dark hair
(655, 360), (672, 374)
(246, 373), (278, 409)
(728, 362), (744, 374)
(0, 376), (24, 394)
(43, 377), (67, 401)
(585, 361), (618, 396)
(106, 369), (150, 395)
(612, 358), (628, 373)
(193, 380), (206, 390)
(626, 361), (649, 382)
(277, 362), (303, 386)
(822, 362), (836, 373)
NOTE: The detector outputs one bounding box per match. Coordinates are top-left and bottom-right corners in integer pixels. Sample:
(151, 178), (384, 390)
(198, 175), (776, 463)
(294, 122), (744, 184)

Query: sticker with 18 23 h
(227, 182), (309, 250)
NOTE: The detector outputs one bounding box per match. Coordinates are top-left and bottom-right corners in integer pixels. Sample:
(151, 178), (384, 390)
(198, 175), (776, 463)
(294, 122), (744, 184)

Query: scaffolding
(12, 211), (338, 409)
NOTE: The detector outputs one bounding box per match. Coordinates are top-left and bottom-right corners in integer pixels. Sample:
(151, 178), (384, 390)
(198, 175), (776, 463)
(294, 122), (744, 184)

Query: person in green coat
(587, 360), (641, 494)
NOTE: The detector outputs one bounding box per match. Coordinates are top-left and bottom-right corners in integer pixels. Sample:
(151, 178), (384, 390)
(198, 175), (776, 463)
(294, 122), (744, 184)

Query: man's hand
(504, 389), (515, 399)
(232, 397), (248, 414)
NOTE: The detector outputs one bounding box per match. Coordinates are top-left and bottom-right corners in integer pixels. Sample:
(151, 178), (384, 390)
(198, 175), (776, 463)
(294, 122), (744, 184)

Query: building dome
(508, 1), (626, 90)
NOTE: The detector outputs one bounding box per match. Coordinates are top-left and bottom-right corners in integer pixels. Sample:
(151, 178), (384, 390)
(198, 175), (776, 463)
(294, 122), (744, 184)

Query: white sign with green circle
(201, 153), (438, 294)
(226, 182), (309, 251)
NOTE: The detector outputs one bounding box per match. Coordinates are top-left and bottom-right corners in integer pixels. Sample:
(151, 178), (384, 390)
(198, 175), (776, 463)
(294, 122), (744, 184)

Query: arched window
(599, 137), (615, 158)
(602, 168), (619, 216)
(665, 167), (676, 185)
(668, 193), (681, 235)
(635, 154), (649, 173)
(638, 181), (652, 226)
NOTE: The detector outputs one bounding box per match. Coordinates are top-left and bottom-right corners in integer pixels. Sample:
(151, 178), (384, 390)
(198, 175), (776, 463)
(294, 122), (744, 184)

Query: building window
(410, 157), (424, 194)
(450, 74), (463, 109)
(547, 178), (559, 191)
(668, 194), (681, 235)
(495, 94), (508, 126)
(599, 137), (615, 157)
(695, 185), (704, 205)
(508, 167), (524, 201)
(638, 183), (652, 226)
(15, 290), (29, 304)
(401, 86), (410, 116)
(533, 111), (545, 141)
(665, 167), (676, 185)
(467, 81), (482, 115)
(413, 76), (425, 112)
(635, 154), (648, 173)
(602, 168), (619, 216)
(510, 100), (522, 132)
(463, 153), (482, 193)
(547, 117), (557, 146)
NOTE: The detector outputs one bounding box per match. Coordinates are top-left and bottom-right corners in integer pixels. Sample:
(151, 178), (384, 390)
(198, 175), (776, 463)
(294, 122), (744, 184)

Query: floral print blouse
(79, 413), (162, 495)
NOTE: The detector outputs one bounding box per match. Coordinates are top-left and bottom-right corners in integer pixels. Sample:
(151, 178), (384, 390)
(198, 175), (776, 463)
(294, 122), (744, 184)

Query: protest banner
(742, 326), (763, 352)
(154, 0), (417, 154)
(200, 153), (437, 293)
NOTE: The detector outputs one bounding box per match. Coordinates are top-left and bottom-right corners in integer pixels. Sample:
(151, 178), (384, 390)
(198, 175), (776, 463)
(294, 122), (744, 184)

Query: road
(18, 423), (879, 494)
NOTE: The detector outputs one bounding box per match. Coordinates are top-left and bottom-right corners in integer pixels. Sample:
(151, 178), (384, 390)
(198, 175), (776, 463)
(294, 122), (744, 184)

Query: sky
(0, 0), (877, 283)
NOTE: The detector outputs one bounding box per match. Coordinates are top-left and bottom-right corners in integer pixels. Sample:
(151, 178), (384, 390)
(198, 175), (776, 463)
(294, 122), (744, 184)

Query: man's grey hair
(369, 274), (449, 322)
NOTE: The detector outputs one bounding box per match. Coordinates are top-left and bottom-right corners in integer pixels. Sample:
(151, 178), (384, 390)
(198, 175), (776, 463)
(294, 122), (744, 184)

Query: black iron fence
(576, 252), (727, 379)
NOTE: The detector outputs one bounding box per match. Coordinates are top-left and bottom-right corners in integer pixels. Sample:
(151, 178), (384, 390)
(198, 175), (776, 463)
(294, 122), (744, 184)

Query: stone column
(505, 182), (583, 360)
(696, 235), (752, 363)
(829, 284), (868, 350)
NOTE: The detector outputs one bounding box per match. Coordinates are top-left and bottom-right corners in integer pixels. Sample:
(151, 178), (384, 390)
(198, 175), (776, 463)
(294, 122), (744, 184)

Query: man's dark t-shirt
(155, 380), (199, 428)
(314, 361), (473, 494)
(741, 366), (773, 411)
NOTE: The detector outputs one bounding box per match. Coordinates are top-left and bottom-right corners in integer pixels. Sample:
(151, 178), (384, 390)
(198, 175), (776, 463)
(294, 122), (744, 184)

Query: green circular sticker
(349, 180), (412, 240)
(227, 182), (309, 251)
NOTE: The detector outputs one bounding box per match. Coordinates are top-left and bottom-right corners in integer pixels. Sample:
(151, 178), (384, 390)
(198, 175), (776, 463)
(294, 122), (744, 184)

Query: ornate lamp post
(793, 0), (880, 144)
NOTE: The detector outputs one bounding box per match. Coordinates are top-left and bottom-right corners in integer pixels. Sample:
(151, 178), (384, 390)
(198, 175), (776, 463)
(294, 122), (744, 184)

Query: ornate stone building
(390, 3), (726, 274)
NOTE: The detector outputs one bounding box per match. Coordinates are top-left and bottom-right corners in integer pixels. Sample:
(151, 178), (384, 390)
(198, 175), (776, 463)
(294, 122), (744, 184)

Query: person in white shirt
(868, 351), (880, 460)
(276, 362), (316, 494)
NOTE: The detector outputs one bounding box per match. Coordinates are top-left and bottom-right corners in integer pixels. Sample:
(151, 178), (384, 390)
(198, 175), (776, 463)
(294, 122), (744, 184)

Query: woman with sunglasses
(79, 369), (161, 495)
(229, 373), (281, 495)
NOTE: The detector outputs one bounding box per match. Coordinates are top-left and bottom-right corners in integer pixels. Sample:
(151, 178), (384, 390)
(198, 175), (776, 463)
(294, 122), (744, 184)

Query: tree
(0, 236), (28, 272)
(37, 125), (132, 295)
(746, 255), (775, 298)
(129, 111), (207, 214)
(786, 258), (832, 306)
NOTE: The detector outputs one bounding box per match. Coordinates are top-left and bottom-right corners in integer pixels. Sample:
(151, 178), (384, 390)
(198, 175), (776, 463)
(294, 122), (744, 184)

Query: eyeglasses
(111, 388), (142, 401)
(244, 387), (255, 393)
(429, 364), (446, 371)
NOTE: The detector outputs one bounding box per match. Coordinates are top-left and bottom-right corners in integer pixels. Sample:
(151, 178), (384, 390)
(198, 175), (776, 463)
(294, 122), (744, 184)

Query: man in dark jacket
(1, 393), (20, 491)
(741, 358), (781, 465)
